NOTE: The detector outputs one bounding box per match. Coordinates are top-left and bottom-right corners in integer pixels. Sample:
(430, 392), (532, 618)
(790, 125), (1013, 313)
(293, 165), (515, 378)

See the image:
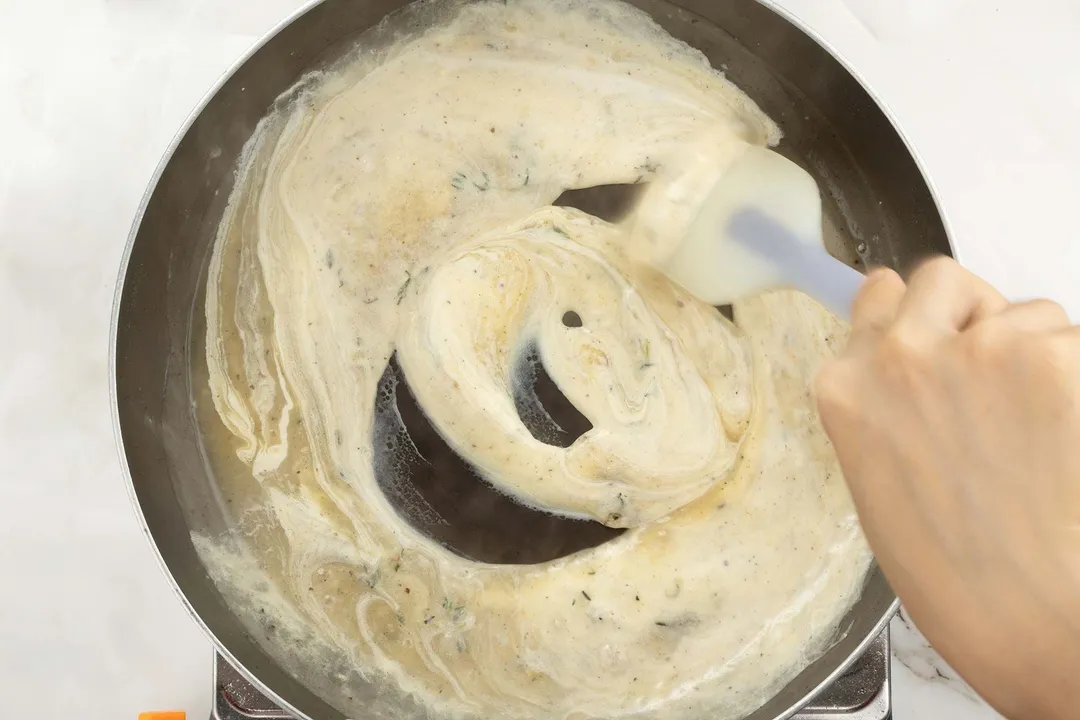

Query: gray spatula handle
(728, 209), (865, 322)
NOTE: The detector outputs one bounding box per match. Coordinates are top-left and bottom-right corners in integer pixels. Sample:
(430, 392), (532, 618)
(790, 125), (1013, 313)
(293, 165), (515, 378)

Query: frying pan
(110, 0), (953, 717)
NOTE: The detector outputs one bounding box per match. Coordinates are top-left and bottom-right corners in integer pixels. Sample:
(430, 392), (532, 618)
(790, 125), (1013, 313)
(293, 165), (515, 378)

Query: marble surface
(3, 0), (1077, 717)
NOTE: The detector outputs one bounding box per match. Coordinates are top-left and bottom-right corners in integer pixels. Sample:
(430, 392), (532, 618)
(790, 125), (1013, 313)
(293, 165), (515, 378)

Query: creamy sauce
(198, 1), (872, 718)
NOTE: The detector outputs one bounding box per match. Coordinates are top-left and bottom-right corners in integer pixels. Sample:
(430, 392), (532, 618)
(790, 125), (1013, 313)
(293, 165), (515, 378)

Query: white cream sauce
(199, 1), (872, 718)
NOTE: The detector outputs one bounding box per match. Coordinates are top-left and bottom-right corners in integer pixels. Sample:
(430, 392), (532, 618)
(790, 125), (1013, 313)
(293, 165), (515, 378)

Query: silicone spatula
(660, 145), (865, 321)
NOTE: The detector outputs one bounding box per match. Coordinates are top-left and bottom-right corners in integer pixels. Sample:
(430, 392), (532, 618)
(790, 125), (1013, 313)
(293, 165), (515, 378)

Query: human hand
(815, 257), (1080, 720)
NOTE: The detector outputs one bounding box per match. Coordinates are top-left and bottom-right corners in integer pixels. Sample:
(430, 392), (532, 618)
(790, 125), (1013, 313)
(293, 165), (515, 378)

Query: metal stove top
(212, 629), (889, 719)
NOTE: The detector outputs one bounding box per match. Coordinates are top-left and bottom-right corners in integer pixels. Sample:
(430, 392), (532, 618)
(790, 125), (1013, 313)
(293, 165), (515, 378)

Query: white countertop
(2, 0), (1076, 717)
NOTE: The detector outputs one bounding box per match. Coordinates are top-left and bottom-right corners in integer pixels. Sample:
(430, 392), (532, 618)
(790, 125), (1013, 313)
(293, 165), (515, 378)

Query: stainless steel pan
(111, 1), (952, 718)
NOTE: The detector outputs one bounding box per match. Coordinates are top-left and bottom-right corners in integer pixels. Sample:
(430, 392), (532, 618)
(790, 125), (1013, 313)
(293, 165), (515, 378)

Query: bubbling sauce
(198, 1), (872, 718)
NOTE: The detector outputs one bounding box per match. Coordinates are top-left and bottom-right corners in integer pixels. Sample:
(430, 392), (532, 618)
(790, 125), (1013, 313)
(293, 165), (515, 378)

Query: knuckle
(862, 267), (903, 294)
(1025, 298), (1069, 323)
(878, 327), (924, 364)
(851, 269), (904, 327)
(962, 320), (1077, 380)
(1038, 334), (1080, 379)
(910, 255), (958, 285)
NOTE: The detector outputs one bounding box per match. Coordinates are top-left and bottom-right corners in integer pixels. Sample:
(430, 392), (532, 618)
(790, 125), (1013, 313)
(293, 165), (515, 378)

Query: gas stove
(212, 629), (890, 719)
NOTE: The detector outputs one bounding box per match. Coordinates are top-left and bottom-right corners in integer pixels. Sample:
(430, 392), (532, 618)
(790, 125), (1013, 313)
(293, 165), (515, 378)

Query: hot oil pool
(114, 0), (953, 718)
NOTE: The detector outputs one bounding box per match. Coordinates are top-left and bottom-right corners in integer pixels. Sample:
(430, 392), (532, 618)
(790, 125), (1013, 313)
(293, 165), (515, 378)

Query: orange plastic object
(138, 713), (186, 720)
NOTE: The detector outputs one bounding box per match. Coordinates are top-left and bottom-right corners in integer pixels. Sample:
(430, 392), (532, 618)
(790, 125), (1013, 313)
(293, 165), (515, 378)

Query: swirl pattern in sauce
(197, 1), (872, 718)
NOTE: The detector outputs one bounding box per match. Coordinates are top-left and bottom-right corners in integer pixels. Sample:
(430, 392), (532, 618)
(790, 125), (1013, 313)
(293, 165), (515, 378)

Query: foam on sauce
(198, 1), (872, 718)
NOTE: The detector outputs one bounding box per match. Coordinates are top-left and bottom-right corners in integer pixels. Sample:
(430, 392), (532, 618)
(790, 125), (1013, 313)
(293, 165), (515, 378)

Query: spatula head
(662, 145), (824, 306)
